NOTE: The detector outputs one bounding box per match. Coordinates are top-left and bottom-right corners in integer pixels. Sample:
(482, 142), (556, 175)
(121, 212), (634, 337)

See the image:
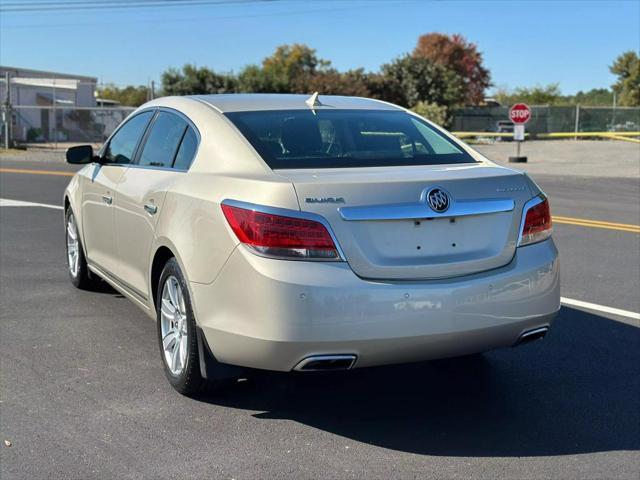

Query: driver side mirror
(66, 145), (97, 164)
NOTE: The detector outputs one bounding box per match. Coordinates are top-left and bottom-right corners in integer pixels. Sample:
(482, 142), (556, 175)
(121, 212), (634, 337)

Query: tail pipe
(515, 326), (549, 347)
(293, 355), (357, 372)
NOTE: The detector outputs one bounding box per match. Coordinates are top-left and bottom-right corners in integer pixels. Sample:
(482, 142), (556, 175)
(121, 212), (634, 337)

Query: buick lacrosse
(64, 94), (560, 394)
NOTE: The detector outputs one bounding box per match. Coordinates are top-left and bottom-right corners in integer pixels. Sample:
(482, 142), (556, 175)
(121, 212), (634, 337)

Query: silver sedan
(64, 94), (560, 395)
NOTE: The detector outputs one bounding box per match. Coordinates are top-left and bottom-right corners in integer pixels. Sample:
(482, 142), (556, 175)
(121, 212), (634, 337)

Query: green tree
(610, 51), (640, 106)
(413, 33), (491, 105)
(494, 85), (616, 106)
(260, 44), (330, 93)
(161, 64), (237, 95)
(569, 88), (614, 106)
(97, 84), (148, 107)
(494, 83), (563, 105)
(236, 44), (332, 93)
(380, 55), (465, 108)
(237, 64), (270, 93)
(411, 101), (449, 126)
(304, 68), (373, 97)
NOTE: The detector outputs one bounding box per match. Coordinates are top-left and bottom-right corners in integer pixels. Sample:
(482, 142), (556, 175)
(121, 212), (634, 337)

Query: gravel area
(474, 140), (640, 178)
(0, 148), (66, 163)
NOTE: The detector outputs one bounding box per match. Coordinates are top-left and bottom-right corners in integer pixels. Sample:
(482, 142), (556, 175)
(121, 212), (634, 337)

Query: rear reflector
(221, 203), (340, 260)
(518, 196), (552, 246)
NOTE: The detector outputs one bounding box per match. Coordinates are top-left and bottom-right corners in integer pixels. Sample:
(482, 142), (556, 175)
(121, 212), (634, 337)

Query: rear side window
(173, 127), (198, 170)
(225, 109), (475, 169)
(138, 112), (187, 168)
(104, 111), (153, 164)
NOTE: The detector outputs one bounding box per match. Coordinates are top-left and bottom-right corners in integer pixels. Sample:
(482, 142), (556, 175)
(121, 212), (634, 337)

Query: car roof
(189, 93), (403, 113)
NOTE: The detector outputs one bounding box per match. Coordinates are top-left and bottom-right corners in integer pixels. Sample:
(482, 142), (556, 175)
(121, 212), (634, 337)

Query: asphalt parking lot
(1, 141), (639, 479)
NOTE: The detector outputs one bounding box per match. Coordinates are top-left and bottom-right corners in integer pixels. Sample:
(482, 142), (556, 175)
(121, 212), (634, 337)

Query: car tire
(65, 208), (98, 290)
(156, 258), (207, 395)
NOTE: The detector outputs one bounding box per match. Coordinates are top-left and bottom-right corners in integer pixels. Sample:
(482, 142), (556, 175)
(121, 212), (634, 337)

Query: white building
(0, 66), (97, 142)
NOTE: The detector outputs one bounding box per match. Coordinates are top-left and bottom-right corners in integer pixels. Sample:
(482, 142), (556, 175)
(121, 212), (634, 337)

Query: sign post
(508, 103), (531, 163)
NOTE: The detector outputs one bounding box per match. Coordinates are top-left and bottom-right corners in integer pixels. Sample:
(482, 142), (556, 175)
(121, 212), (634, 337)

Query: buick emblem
(426, 188), (450, 213)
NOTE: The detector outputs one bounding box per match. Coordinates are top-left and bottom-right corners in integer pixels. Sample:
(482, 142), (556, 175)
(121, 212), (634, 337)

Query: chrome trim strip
(121, 164), (189, 173)
(517, 194), (546, 246)
(293, 355), (357, 372)
(93, 163), (188, 173)
(338, 198), (514, 221)
(221, 199), (347, 261)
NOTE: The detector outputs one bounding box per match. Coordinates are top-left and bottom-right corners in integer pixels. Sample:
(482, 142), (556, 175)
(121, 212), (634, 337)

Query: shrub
(411, 101), (449, 127)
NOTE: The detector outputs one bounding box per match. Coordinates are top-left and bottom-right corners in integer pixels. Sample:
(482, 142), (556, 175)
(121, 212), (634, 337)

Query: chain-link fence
(452, 106), (640, 134)
(2, 104), (639, 148)
(1, 106), (135, 148)
(0, 70), (145, 149)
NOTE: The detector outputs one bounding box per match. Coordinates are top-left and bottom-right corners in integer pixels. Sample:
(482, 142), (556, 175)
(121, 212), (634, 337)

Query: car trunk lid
(278, 163), (532, 280)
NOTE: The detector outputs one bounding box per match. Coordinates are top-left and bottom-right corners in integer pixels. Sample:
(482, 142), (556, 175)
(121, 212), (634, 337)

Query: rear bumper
(191, 239), (560, 372)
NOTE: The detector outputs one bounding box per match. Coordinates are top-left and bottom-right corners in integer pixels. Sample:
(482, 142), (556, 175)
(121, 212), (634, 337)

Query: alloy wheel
(66, 214), (79, 277)
(160, 276), (189, 375)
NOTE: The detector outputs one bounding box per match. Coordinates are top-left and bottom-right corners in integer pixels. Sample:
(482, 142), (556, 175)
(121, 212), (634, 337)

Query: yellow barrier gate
(452, 131), (640, 143)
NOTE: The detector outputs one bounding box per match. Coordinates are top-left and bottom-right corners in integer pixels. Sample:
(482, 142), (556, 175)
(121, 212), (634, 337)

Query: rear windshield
(225, 109), (476, 169)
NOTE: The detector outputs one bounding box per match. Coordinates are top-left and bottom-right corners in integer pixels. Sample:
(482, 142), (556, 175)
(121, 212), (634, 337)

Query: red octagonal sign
(509, 103), (531, 124)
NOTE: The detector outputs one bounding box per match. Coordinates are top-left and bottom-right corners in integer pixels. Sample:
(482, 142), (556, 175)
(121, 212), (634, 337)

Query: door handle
(144, 203), (158, 215)
(102, 195), (113, 205)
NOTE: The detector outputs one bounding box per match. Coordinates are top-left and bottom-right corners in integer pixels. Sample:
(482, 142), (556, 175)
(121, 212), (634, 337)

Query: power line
(3, 0), (213, 3)
(0, 4), (363, 29)
(1, 0), (410, 13)
(0, 0), (277, 13)
(2, 0), (192, 4)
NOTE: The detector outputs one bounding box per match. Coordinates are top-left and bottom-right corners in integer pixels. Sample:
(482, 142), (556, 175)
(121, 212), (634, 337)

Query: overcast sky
(2, 0), (639, 94)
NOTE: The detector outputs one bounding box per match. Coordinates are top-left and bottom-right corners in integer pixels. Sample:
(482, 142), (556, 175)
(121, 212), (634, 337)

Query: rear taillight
(221, 203), (341, 260)
(518, 196), (552, 247)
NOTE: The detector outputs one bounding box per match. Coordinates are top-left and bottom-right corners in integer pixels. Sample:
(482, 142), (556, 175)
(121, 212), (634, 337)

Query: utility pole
(612, 91), (617, 131)
(53, 75), (58, 149)
(3, 72), (10, 149)
(573, 104), (580, 140)
(150, 81), (156, 100)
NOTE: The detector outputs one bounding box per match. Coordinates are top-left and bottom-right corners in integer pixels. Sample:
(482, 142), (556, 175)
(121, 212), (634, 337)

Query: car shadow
(195, 306), (640, 457)
(85, 277), (125, 297)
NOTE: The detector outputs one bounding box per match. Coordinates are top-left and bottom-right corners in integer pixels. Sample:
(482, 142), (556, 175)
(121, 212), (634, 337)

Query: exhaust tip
(515, 326), (549, 347)
(293, 355), (357, 372)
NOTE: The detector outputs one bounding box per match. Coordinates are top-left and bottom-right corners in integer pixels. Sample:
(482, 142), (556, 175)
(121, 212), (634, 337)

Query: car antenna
(305, 92), (323, 113)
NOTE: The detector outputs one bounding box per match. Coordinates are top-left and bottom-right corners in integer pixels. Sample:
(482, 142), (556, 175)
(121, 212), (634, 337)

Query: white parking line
(0, 198), (63, 210)
(2, 197), (639, 322)
(561, 297), (640, 321)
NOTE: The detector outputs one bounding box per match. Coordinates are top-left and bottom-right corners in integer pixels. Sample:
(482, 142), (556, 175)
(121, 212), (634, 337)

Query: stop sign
(509, 103), (531, 124)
